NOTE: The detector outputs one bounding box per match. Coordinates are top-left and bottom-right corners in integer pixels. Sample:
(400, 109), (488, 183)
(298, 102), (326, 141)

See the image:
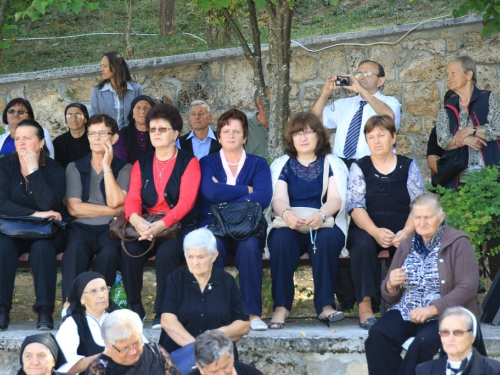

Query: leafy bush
(428, 166), (500, 262)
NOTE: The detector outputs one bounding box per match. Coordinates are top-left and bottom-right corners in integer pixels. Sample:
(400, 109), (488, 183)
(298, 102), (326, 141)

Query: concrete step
(1, 317), (499, 375)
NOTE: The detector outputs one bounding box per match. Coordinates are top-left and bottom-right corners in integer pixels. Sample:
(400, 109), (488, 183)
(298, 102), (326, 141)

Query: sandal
(250, 318), (268, 331)
(268, 321), (285, 329)
(317, 311), (345, 327)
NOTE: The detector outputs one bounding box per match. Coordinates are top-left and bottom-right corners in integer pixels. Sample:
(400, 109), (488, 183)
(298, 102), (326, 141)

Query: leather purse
(109, 211), (181, 258)
(0, 215), (66, 239)
(272, 157), (334, 234)
(432, 146), (469, 187)
(207, 199), (268, 241)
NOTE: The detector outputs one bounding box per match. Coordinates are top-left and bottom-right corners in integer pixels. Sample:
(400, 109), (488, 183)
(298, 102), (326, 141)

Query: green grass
(1, 0), (454, 74)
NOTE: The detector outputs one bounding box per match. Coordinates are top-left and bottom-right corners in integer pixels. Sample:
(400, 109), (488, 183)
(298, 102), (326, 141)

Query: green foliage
(428, 166), (500, 260)
(14, 0), (99, 22)
(452, 0), (500, 36)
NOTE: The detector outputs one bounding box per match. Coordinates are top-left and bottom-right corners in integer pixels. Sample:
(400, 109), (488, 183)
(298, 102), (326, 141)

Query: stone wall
(1, 15), (499, 180)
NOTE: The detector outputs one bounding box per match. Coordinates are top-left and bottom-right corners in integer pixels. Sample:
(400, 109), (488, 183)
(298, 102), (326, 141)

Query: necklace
(156, 150), (177, 179)
(459, 99), (469, 106)
(309, 227), (318, 253)
(227, 162), (239, 166)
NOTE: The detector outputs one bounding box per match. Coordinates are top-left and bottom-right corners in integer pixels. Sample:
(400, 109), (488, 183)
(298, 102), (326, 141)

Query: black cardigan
(0, 155), (66, 216)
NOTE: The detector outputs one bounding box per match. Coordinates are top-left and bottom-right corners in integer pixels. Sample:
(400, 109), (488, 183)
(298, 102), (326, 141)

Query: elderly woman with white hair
(417, 306), (500, 375)
(365, 192), (482, 375)
(188, 330), (262, 375)
(159, 228), (250, 360)
(85, 309), (179, 374)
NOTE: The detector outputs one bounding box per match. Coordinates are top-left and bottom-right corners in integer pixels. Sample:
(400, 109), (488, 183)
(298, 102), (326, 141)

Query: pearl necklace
(227, 162), (240, 166)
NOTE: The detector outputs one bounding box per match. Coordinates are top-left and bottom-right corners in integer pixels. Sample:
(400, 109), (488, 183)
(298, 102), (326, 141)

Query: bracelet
(103, 170), (112, 173)
(281, 208), (291, 217)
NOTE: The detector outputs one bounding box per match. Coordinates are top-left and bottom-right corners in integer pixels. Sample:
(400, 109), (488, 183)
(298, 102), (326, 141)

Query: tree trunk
(159, 0), (175, 36)
(265, 0), (292, 160)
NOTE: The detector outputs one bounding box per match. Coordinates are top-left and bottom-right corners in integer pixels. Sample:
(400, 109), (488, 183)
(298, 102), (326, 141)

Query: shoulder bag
(207, 199), (268, 241)
(109, 211), (181, 258)
(431, 146), (469, 187)
(0, 215), (66, 239)
(272, 157), (335, 234)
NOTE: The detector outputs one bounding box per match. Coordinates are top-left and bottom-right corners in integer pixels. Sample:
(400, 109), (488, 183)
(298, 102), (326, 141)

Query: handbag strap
(121, 238), (156, 258)
(321, 157), (330, 203)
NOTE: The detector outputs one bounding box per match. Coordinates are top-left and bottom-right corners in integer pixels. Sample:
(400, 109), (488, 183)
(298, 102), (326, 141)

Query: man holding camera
(311, 59), (401, 163)
(310, 60), (401, 313)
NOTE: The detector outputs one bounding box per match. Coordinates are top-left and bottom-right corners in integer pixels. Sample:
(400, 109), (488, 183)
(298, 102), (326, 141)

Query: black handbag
(0, 215), (66, 239)
(207, 199), (268, 241)
(432, 146), (469, 187)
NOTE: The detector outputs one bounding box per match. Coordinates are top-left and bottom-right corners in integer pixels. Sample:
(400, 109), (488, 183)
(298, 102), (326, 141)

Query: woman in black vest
(122, 103), (201, 329)
(55, 272), (119, 374)
(53, 103), (91, 168)
(346, 115), (425, 330)
(0, 119), (66, 332)
(61, 114), (131, 317)
(114, 95), (155, 164)
(436, 55), (500, 280)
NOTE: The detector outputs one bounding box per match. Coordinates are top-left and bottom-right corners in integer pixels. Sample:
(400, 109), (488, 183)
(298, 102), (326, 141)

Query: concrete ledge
(0, 14), (483, 84)
(1, 317), (499, 374)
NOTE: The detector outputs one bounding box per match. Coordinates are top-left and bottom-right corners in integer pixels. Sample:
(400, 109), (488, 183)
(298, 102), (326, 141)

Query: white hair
(410, 192), (443, 217)
(183, 228), (217, 257)
(189, 100), (210, 114)
(102, 309), (143, 345)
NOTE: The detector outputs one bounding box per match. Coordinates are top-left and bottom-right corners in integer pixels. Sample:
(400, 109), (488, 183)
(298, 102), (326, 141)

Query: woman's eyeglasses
(112, 340), (142, 353)
(149, 127), (173, 134)
(7, 109), (28, 115)
(291, 130), (316, 138)
(66, 113), (84, 119)
(82, 286), (111, 297)
(88, 131), (112, 138)
(439, 329), (472, 337)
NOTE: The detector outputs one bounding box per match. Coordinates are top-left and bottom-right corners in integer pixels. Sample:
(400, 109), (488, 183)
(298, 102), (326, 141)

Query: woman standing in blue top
(90, 51), (143, 129)
(199, 109), (272, 332)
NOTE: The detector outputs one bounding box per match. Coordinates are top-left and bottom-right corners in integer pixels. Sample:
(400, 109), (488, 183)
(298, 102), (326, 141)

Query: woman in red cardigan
(122, 103), (201, 329)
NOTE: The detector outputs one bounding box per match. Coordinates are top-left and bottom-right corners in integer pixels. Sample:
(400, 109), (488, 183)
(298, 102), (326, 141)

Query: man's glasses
(88, 131), (112, 138)
(112, 341), (142, 353)
(149, 127), (173, 134)
(7, 109), (28, 115)
(439, 329), (472, 337)
(354, 71), (380, 78)
(82, 286), (111, 297)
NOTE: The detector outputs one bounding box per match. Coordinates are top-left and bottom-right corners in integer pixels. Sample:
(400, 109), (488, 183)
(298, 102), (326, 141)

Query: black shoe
(152, 313), (161, 330)
(371, 304), (381, 314)
(129, 303), (146, 322)
(337, 301), (354, 313)
(37, 306), (54, 331)
(0, 305), (10, 331)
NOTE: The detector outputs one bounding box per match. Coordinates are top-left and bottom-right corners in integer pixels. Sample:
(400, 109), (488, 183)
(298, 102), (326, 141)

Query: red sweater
(124, 155), (201, 228)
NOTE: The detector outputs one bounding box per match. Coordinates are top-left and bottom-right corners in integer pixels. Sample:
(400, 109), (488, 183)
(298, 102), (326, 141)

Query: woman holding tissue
(365, 192), (482, 375)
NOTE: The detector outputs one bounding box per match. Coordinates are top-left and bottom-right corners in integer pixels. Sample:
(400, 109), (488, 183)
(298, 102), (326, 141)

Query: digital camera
(335, 76), (351, 86)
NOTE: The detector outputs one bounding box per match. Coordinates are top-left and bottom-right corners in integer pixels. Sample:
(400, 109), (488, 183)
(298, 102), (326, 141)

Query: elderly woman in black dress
(347, 115), (425, 330)
(160, 228), (249, 361)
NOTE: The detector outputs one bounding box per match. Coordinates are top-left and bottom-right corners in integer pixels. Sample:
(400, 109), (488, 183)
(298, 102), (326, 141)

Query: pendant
(313, 244), (317, 253)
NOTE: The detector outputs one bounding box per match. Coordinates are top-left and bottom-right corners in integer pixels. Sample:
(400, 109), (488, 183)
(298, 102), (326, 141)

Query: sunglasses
(149, 127), (173, 134)
(7, 109), (28, 115)
(439, 329), (472, 337)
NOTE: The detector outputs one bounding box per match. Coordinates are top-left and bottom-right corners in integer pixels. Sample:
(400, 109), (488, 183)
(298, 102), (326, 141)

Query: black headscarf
(127, 95), (155, 127)
(17, 333), (67, 375)
(64, 103), (90, 128)
(67, 271), (118, 316)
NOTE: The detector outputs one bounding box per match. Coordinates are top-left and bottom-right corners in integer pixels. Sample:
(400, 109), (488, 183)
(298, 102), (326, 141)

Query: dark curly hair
(284, 112), (331, 158)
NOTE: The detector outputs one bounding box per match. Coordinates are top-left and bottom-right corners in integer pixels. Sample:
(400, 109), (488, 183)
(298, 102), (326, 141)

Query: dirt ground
(11, 265), (490, 322)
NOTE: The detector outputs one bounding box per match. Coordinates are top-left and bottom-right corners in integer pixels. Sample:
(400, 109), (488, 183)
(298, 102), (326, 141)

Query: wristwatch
(319, 211), (327, 222)
(472, 126), (477, 136)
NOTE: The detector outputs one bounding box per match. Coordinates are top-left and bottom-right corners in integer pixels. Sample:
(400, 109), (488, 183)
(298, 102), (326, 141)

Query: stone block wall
(0, 16), (499, 181)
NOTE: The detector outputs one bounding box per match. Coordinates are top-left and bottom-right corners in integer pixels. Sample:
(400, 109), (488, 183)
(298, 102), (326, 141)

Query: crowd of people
(1, 51), (499, 375)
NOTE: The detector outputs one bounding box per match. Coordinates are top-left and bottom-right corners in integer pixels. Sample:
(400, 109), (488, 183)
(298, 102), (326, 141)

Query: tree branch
(221, 7), (254, 60)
